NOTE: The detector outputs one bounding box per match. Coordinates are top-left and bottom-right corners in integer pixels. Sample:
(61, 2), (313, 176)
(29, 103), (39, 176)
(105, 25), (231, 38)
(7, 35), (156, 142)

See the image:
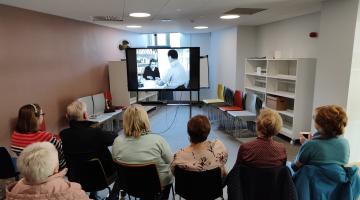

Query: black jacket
(60, 120), (118, 175)
(143, 66), (160, 80)
(226, 164), (298, 200)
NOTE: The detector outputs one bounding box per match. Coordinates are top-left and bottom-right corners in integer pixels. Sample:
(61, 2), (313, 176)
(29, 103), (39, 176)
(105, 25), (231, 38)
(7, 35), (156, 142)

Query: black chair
(226, 165), (298, 200)
(114, 161), (172, 200)
(174, 166), (223, 200)
(66, 157), (117, 195)
(0, 147), (19, 180)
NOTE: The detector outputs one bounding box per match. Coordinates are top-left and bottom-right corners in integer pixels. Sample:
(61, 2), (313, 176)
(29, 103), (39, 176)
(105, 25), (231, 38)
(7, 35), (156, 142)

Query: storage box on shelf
(244, 58), (316, 143)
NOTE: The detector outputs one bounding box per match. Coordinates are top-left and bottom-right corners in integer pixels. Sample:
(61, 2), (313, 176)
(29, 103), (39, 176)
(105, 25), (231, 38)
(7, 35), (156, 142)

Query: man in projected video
(156, 49), (188, 89)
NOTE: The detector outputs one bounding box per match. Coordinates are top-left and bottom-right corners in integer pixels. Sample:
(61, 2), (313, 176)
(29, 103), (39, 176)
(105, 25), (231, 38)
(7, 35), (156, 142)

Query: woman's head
(187, 115), (211, 144)
(123, 104), (151, 137)
(314, 105), (347, 137)
(256, 108), (283, 138)
(17, 142), (59, 184)
(15, 104), (44, 133)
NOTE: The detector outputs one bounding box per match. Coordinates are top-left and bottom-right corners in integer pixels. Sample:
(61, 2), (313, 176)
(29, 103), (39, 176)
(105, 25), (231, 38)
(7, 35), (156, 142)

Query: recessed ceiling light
(126, 25), (142, 28)
(129, 12), (151, 18)
(220, 14), (240, 19)
(160, 19), (172, 22)
(194, 26), (208, 29)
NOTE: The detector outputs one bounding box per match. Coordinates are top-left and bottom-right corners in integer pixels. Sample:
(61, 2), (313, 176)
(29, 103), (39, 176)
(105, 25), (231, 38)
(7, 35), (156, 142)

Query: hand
(147, 76), (153, 80)
(156, 79), (164, 86)
(299, 132), (312, 145)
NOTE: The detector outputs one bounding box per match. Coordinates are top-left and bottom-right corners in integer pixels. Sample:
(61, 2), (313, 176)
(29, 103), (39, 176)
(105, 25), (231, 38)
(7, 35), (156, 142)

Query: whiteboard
(200, 56), (209, 88)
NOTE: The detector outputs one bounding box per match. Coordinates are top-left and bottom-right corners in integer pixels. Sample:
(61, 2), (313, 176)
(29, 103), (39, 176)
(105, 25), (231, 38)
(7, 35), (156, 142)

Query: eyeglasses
(40, 113), (46, 116)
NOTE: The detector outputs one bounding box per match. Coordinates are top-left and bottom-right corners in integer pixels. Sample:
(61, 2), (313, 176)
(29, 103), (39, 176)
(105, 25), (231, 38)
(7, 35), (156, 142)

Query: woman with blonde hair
(234, 108), (287, 167)
(6, 142), (89, 200)
(112, 104), (173, 199)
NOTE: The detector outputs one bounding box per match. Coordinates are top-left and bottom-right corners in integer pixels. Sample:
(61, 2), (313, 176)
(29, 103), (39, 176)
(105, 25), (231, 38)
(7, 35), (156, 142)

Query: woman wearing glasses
(10, 103), (66, 169)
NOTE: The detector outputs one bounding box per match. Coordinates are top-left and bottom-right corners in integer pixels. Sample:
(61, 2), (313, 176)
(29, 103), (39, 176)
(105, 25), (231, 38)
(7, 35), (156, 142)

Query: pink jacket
(6, 169), (91, 200)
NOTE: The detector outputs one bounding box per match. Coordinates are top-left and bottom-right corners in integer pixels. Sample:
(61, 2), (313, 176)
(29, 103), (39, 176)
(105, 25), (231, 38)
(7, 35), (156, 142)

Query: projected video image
(136, 48), (190, 89)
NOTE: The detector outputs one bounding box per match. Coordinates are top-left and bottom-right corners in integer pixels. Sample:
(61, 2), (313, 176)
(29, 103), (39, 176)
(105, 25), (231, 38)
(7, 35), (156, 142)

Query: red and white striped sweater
(11, 131), (66, 169)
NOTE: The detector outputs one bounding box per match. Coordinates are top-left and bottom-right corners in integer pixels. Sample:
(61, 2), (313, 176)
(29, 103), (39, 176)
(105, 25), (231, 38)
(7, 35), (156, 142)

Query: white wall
(346, 0), (360, 163)
(236, 26), (257, 90)
(256, 12), (320, 59)
(313, 0), (358, 108)
(210, 27), (238, 92)
(119, 32), (148, 59)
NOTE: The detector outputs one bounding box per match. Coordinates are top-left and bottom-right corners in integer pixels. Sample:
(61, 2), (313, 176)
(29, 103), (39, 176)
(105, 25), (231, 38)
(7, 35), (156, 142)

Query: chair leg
(171, 184), (175, 200)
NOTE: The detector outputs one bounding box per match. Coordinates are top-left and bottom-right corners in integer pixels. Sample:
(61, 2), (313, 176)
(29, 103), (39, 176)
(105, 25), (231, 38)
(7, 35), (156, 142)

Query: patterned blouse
(171, 139), (228, 176)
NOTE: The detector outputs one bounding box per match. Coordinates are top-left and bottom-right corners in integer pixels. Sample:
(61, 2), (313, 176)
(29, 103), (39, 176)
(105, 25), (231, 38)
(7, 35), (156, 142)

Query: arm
(99, 129), (118, 146)
(49, 136), (67, 169)
(159, 137), (173, 164)
(292, 141), (313, 171)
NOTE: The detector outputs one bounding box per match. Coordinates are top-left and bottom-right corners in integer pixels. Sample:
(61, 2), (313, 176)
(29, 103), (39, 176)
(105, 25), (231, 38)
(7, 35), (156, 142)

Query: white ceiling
(0, 0), (323, 33)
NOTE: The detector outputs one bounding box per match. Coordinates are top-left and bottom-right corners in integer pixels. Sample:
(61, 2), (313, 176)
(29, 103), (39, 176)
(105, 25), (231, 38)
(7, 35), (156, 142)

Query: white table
(88, 109), (122, 132)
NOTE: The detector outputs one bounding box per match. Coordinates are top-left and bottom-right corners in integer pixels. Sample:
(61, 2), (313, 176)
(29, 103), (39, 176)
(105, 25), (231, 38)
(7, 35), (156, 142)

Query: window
(147, 33), (181, 47)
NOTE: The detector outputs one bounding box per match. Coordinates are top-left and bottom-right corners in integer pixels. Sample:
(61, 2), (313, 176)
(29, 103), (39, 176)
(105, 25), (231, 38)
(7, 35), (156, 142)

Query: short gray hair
(67, 100), (86, 121)
(17, 142), (59, 184)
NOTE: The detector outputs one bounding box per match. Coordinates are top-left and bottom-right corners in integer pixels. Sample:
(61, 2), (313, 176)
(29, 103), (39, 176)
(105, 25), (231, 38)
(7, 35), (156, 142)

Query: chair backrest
(174, 166), (223, 200)
(244, 92), (257, 114)
(114, 161), (162, 199)
(217, 84), (224, 100)
(0, 147), (18, 179)
(233, 90), (243, 108)
(227, 164), (297, 200)
(224, 87), (234, 105)
(67, 157), (115, 192)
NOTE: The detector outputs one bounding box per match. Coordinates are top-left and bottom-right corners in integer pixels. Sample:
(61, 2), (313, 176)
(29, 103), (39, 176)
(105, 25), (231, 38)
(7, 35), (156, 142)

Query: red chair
(219, 90), (243, 112)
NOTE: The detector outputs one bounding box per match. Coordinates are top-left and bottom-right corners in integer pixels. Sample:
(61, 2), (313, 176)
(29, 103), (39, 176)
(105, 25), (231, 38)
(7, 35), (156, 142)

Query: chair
(174, 166), (223, 200)
(0, 147), (19, 180)
(226, 92), (261, 135)
(226, 165), (297, 200)
(66, 157), (117, 195)
(203, 84), (225, 121)
(219, 90), (243, 112)
(114, 161), (172, 200)
(293, 164), (360, 200)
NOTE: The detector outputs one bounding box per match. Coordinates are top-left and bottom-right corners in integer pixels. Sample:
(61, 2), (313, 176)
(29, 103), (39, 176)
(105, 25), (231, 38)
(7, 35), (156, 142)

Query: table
(88, 109), (122, 132)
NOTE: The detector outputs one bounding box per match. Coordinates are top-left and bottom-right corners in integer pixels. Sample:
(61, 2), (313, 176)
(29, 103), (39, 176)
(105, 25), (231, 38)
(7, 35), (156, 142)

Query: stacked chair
(202, 84), (225, 121)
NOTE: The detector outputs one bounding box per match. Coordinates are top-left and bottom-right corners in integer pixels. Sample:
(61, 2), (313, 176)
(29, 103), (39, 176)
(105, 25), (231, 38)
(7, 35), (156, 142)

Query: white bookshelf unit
(244, 58), (316, 142)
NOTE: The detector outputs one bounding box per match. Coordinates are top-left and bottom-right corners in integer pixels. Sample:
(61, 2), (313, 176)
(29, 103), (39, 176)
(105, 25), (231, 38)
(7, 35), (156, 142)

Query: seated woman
(292, 105), (349, 171)
(11, 104), (66, 169)
(112, 104), (173, 199)
(6, 142), (90, 200)
(235, 108), (287, 167)
(143, 58), (160, 80)
(171, 115), (228, 177)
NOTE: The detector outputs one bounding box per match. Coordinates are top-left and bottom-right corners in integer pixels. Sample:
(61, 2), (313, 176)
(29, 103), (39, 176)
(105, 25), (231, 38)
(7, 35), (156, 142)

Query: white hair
(67, 100), (87, 121)
(17, 142), (59, 184)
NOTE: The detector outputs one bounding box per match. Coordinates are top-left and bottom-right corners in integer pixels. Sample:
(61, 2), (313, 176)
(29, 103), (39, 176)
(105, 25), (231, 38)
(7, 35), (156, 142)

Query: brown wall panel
(0, 5), (144, 148)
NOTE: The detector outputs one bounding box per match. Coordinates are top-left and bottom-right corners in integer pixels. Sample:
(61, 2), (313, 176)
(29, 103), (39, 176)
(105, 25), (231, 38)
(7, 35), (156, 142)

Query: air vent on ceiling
(92, 16), (123, 22)
(224, 8), (267, 15)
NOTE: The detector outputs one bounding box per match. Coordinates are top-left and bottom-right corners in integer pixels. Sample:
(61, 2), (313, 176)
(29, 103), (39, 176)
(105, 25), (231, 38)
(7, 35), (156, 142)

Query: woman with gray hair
(6, 142), (90, 200)
(112, 104), (173, 199)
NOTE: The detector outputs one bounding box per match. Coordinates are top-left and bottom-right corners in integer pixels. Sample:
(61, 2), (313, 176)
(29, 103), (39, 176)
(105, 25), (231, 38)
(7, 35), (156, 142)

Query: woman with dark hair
(10, 104), (66, 169)
(292, 105), (350, 171)
(171, 115), (228, 177)
(143, 58), (160, 80)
